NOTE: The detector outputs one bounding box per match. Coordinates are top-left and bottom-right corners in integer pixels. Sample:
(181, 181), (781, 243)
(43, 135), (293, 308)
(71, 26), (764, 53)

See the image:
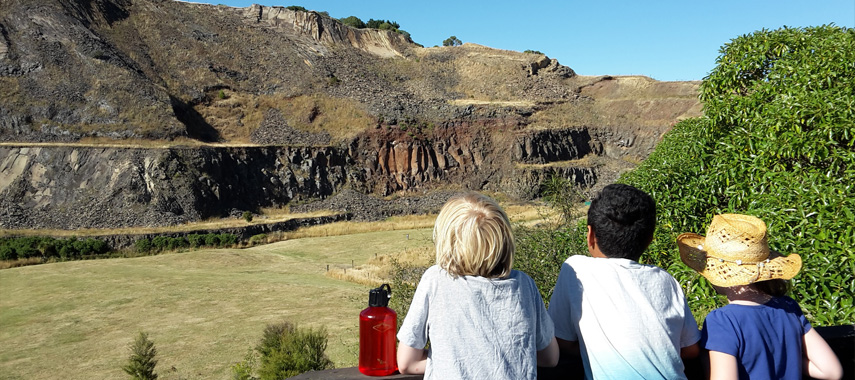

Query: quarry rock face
(0, 0), (702, 229)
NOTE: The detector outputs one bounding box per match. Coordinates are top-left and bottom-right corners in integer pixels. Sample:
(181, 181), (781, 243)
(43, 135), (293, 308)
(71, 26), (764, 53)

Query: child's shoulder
(766, 295), (803, 313)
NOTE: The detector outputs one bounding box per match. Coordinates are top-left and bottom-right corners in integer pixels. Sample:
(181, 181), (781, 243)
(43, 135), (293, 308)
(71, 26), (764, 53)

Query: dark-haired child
(678, 213), (842, 380)
(548, 184), (701, 379)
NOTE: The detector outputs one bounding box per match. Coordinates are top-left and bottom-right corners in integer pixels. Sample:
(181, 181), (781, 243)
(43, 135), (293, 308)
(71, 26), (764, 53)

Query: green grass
(0, 228), (433, 380)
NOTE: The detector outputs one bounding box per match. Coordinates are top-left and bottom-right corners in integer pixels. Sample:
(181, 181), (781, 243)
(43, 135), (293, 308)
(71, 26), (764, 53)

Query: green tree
(621, 25), (855, 324)
(339, 16), (365, 29)
(442, 36), (462, 47)
(123, 332), (158, 380)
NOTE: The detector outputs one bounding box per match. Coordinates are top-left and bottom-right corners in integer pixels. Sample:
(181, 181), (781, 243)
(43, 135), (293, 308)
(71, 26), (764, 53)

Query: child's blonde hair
(433, 192), (514, 278)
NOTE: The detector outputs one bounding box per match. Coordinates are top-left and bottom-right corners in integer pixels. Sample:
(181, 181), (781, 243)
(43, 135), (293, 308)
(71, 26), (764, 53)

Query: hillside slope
(0, 0), (701, 229)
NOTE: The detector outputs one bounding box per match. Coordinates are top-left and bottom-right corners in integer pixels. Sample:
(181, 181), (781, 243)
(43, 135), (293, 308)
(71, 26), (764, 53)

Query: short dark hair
(587, 184), (656, 261)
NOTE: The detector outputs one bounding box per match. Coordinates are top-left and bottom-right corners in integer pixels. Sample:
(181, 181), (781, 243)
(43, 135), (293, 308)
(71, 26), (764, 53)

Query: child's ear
(587, 225), (596, 250)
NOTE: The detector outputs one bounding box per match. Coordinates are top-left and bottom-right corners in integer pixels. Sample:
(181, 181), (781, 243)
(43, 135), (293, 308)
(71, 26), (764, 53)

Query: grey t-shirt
(397, 265), (554, 380)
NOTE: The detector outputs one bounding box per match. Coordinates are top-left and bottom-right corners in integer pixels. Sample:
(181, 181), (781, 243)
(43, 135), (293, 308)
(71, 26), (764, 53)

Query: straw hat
(677, 214), (802, 287)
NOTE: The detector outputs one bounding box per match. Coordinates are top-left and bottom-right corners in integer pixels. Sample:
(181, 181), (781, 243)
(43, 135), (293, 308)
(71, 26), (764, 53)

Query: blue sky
(187, 0), (854, 81)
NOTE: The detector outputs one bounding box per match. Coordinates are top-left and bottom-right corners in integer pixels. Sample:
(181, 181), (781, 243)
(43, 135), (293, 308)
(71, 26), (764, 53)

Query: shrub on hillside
(621, 25), (855, 325)
(442, 36), (462, 47)
(0, 236), (111, 261)
(187, 234), (204, 248)
(135, 239), (152, 254)
(339, 15), (365, 29)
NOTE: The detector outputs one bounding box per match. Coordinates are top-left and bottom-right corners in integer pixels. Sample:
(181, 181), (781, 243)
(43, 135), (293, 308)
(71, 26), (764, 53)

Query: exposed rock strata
(0, 123), (652, 229)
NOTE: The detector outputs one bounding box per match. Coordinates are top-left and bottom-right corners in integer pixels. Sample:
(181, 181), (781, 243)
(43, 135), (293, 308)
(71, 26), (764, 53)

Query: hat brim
(677, 233), (802, 287)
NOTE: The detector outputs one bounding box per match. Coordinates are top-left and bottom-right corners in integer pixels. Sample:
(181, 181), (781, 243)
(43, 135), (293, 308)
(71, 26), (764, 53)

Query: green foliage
(218, 90), (226, 99)
(131, 233), (239, 255)
(513, 177), (588, 304)
(524, 50), (544, 55)
(187, 234), (204, 248)
(255, 321), (334, 379)
(621, 25), (855, 325)
(285, 5), (307, 12)
(0, 236), (112, 261)
(205, 234), (221, 247)
(219, 234), (239, 246)
(249, 234), (267, 245)
(366, 19), (399, 30)
(231, 350), (259, 380)
(123, 332), (158, 380)
(135, 239), (152, 254)
(442, 36), (462, 47)
(339, 16), (365, 29)
(243, 211), (254, 223)
(388, 255), (424, 331)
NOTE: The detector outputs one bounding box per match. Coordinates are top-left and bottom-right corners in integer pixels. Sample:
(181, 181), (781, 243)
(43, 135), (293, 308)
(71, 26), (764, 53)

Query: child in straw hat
(397, 192), (559, 379)
(678, 214), (842, 380)
(548, 184), (701, 379)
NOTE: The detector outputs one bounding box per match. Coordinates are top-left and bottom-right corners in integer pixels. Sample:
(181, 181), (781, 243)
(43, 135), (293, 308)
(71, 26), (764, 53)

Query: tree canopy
(442, 36), (462, 47)
(621, 25), (855, 325)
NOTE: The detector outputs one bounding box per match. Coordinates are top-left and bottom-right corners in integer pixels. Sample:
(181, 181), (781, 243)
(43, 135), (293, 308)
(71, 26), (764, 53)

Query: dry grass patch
(235, 93), (374, 144)
(326, 246), (434, 287)
(0, 228), (434, 380)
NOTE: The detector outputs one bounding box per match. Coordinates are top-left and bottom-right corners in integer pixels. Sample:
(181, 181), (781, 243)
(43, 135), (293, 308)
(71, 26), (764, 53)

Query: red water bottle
(359, 283), (397, 376)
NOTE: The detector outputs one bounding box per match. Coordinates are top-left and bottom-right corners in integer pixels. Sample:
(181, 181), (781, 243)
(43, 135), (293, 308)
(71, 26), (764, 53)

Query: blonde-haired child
(397, 192), (559, 379)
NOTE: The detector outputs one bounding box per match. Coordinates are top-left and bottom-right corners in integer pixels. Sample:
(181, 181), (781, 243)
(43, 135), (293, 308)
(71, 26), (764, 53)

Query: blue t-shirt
(701, 296), (811, 380)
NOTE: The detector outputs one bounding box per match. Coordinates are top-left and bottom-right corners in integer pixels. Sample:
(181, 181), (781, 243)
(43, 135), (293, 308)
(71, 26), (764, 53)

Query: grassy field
(0, 228), (434, 380)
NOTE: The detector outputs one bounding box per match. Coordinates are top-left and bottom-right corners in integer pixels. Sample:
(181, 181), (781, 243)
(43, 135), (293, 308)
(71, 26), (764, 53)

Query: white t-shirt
(397, 265), (554, 380)
(548, 255), (700, 380)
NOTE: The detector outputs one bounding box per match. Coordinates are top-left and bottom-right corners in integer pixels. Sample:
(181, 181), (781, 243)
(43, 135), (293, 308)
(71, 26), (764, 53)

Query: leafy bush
(205, 234), (220, 247)
(513, 177), (587, 304)
(621, 25), (855, 325)
(524, 49), (544, 55)
(339, 16), (365, 29)
(442, 36), (462, 47)
(135, 239), (152, 254)
(187, 234), (204, 248)
(0, 236), (111, 261)
(285, 5), (307, 12)
(218, 234), (237, 246)
(243, 211), (254, 223)
(255, 321), (333, 379)
(123, 332), (158, 380)
(366, 19), (399, 30)
(231, 350), (259, 380)
(249, 234), (267, 245)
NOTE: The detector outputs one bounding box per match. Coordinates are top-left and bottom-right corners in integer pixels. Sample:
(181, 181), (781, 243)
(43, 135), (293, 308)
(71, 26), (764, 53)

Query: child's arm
(556, 337), (580, 357)
(802, 328), (843, 380)
(537, 336), (560, 367)
(708, 350), (738, 380)
(396, 343), (427, 375)
(681, 342), (700, 359)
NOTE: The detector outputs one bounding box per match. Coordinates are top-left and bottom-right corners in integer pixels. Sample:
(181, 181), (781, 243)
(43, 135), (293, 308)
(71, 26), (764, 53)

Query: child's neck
(722, 284), (773, 305)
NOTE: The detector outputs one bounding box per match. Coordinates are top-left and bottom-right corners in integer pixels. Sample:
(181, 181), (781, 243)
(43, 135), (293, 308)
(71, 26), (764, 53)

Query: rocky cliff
(0, 0), (702, 229)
